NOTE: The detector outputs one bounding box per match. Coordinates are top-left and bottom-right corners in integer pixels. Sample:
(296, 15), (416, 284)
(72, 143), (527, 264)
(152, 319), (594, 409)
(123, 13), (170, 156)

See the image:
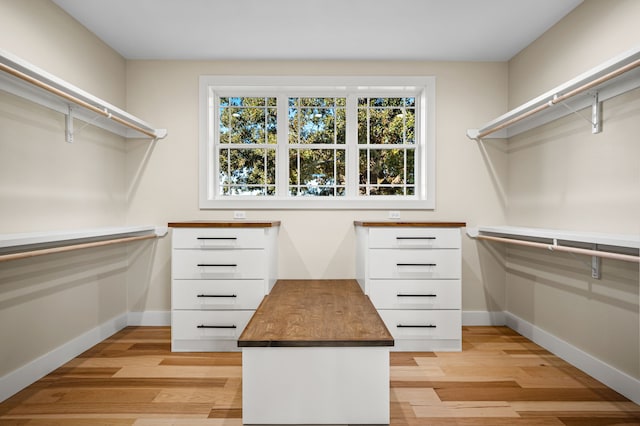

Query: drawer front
(369, 249), (460, 279)
(368, 228), (460, 249)
(172, 228), (265, 249)
(172, 249), (266, 279)
(172, 279), (264, 310)
(378, 310), (461, 340)
(172, 310), (254, 340)
(369, 280), (461, 310)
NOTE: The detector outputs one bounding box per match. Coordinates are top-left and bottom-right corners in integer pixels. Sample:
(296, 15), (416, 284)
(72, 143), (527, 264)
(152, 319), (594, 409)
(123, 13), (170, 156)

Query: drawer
(369, 249), (460, 279)
(172, 310), (254, 340)
(172, 228), (265, 249)
(368, 228), (460, 249)
(378, 310), (461, 340)
(172, 279), (265, 310)
(172, 249), (266, 279)
(369, 280), (461, 310)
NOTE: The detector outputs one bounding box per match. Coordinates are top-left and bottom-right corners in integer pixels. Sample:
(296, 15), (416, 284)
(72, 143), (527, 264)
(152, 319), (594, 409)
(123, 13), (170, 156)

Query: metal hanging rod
(0, 49), (167, 140)
(467, 46), (640, 140)
(0, 234), (157, 263)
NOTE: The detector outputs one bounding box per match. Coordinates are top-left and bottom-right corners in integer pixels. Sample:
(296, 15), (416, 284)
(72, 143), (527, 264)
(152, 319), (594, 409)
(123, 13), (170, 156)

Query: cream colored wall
(0, 0), (133, 379)
(509, 0), (640, 107)
(124, 60), (509, 316)
(505, 0), (640, 379)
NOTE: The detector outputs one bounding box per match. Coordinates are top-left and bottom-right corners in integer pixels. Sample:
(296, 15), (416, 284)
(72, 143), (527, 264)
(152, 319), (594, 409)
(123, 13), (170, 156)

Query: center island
(238, 279), (394, 425)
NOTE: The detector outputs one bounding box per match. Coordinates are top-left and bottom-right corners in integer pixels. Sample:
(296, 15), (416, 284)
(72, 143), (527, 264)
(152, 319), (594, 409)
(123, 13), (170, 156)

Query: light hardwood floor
(1, 326), (639, 425)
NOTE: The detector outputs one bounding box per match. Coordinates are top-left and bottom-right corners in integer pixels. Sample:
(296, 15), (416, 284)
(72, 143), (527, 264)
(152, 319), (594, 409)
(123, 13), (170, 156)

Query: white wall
(505, 0), (640, 380)
(123, 60), (510, 317)
(0, 0), (136, 385)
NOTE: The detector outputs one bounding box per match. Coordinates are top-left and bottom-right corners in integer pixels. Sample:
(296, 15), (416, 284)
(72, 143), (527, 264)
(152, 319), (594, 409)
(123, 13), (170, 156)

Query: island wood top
(168, 220), (280, 228)
(354, 220), (466, 228)
(238, 280), (394, 348)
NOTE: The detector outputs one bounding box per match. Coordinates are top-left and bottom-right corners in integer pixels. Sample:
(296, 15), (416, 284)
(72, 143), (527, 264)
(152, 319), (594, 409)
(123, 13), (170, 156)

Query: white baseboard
(462, 310), (506, 326)
(505, 311), (640, 405)
(127, 310), (170, 326)
(0, 313), (128, 402)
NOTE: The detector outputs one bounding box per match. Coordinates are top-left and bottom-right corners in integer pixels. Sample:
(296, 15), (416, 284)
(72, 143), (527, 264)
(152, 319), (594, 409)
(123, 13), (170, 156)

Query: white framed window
(199, 76), (435, 209)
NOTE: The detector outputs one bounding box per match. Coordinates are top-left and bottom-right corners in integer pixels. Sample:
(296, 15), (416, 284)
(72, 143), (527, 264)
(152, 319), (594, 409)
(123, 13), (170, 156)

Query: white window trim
(199, 76), (435, 210)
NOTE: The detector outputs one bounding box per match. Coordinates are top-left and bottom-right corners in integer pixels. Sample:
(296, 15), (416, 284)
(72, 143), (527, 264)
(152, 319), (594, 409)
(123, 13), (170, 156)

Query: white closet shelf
(0, 225), (168, 261)
(467, 226), (640, 250)
(467, 226), (640, 278)
(0, 48), (167, 141)
(467, 45), (640, 140)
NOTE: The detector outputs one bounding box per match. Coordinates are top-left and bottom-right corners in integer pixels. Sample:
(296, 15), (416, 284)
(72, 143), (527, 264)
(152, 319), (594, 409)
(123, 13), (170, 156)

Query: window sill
(199, 197), (435, 210)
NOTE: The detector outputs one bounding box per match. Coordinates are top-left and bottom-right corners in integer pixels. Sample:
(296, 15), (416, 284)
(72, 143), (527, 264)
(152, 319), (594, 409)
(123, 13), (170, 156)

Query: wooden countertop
(238, 280), (394, 348)
(168, 220), (280, 228)
(354, 220), (466, 228)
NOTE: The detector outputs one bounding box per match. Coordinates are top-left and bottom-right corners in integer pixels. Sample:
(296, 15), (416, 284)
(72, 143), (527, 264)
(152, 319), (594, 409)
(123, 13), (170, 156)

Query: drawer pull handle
(197, 237), (238, 240)
(197, 263), (237, 267)
(396, 263), (437, 267)
(197, 294), (237, 298)
(197, 325), (237, 329)
(397, 294), (437, 297)
(396, 237), (436, 240)
(397, 324), (437, 328)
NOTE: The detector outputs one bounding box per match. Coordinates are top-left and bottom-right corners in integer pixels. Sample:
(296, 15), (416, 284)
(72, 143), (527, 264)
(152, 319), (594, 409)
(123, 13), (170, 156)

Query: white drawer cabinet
(368, 249), (461, 280)
(172, 249), (267, 279)
(168, 221), (279, 352)
(355, 221), (465, 352)
(368, 279), (461, 310)
(172, 310), (255, 341)
(172, 280), (265, 310)
(377, 310), (461, 340)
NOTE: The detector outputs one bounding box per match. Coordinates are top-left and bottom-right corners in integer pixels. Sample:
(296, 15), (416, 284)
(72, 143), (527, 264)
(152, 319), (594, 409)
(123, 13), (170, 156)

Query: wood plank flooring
(1, 326), (639, 425)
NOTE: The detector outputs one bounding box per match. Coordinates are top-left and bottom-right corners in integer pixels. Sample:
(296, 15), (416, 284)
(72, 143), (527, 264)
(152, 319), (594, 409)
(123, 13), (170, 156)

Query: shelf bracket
(65, 104), (74, 143)
(591, 92), (602, 134)
(555, 91), (603, 134)
(591, 244), (601, 279)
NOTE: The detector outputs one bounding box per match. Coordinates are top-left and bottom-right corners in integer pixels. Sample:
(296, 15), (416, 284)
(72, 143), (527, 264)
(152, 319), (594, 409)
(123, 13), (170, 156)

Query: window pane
(289, 148), (345, 196)
(370, 97), (402, 107)
(357, 107), (368, 145)
(358, 97), (416, 145)
(358, 147), (414, 196)
(219, 148), (275, 195)
(219, 97), (276, 144)
(405, 107), (416, 144)
(288, 98), (346, 145)
(406, 148), (415, 184)
(372, 107), (403, 144)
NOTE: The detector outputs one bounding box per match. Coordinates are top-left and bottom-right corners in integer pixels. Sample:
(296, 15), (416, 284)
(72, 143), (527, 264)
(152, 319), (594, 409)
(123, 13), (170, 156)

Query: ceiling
(52, 0), (583, 61)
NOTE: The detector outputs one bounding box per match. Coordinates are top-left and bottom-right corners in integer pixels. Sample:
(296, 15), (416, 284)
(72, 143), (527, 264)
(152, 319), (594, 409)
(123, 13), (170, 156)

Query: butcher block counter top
(354, 220), (466, 228)
(238, 279), (394, 348)
(168, 220), (280, 228)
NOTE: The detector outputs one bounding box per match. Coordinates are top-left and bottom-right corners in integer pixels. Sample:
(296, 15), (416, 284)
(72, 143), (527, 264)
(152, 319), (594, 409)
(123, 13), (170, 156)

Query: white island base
(242, 346), (390, 425)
